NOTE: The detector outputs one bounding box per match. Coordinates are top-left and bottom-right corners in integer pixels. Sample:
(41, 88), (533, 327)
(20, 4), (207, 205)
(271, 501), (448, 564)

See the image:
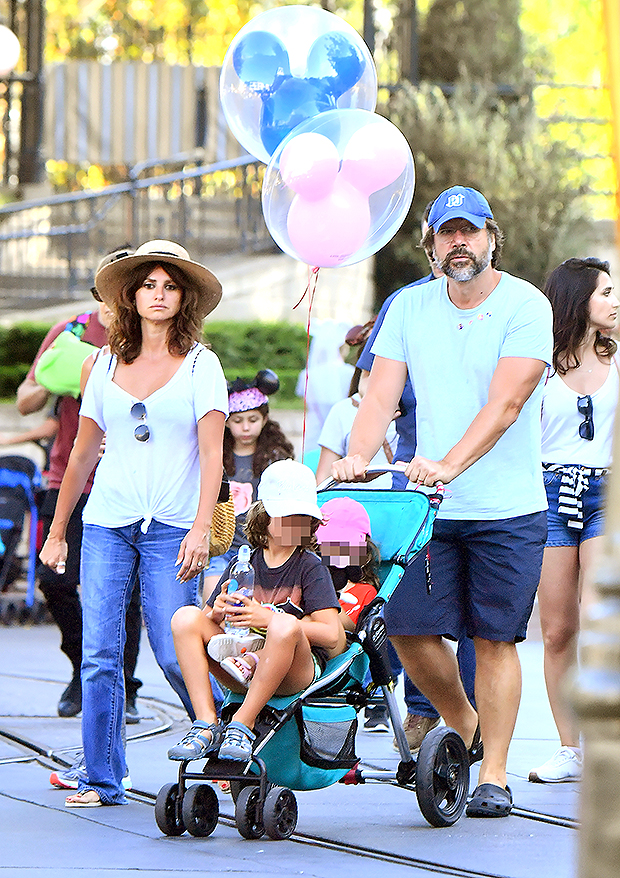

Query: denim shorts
(384, 512), (547, 643)
(544, 468), (607, 547)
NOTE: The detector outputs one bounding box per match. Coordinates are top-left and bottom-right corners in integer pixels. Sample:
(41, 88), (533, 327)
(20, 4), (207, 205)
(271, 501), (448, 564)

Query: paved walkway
(0, 618), (579, 878)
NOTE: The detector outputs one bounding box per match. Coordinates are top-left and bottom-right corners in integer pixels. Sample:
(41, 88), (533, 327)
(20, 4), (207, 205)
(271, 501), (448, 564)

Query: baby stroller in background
(0, 455), (41, 608)
(155, 467), (471, 839)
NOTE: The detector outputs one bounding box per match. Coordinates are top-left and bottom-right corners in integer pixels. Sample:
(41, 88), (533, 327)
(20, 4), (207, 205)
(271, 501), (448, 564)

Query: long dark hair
(544, 257), (616, 374)
(108, 262), (204, 364)
(223, 403), (294, 478)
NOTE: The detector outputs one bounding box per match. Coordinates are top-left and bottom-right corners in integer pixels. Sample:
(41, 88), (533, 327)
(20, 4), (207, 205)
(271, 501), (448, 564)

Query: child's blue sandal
(218, 721), (256, 761)
(167, 721), (223, 761)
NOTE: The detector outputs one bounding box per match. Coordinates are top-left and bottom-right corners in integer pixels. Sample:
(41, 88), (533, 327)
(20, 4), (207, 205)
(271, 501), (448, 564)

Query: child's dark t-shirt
(208, 547), (340, 616)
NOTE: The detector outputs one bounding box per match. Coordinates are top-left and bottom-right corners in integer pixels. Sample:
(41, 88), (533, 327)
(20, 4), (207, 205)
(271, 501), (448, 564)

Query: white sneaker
(207, 632), (265, 663)
(528, 747), (582, 783)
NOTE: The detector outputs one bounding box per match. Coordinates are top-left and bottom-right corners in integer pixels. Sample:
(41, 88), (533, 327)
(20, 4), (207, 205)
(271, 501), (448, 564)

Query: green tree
(377, 79), (593, 296)
(418, 0), (527, 85)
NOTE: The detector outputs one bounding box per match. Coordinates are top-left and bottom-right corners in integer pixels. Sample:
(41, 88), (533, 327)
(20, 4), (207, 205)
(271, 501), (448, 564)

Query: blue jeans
(78, 520), (201, 804)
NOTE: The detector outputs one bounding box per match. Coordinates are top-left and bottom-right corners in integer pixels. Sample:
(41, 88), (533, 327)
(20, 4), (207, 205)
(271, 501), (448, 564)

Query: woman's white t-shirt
(80, 344), (228, 532)
(541, 361), (618, 468)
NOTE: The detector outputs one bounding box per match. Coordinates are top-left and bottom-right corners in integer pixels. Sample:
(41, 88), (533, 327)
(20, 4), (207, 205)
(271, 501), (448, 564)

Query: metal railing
(0, 153), (275, 312)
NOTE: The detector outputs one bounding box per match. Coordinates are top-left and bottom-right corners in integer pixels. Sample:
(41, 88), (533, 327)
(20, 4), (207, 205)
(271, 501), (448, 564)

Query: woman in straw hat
(40, 241), (229, 807)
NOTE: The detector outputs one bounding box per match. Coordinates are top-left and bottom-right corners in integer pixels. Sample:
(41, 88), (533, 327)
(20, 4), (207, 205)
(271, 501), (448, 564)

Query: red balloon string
(294, 265), (320, 459)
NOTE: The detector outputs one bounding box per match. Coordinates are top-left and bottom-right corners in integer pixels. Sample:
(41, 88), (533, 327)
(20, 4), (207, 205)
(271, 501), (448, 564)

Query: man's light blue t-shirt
(371, 272), (553, 520)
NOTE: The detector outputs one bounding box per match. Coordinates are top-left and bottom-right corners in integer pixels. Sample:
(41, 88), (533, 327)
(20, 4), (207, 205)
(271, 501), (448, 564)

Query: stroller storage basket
(296, 702), (358, 771)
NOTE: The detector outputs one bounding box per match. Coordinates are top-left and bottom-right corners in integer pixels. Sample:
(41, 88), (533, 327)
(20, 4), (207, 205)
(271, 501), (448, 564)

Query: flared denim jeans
(78, 520), (199, 804)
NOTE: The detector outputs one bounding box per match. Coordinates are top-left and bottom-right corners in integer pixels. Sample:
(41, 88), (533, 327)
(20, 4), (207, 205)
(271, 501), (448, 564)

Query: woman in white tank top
(530, 258), (619, 784)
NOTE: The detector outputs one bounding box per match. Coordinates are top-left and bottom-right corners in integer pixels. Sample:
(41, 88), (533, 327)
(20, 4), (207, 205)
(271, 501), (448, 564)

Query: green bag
(34, 327), (97, 398)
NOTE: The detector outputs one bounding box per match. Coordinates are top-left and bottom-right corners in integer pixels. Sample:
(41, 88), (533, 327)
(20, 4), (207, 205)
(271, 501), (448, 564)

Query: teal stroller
(155, 468), (471, 839)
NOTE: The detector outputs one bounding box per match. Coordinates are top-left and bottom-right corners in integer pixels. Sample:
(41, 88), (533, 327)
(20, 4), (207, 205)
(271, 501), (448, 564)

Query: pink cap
(318, 498), (371, 545)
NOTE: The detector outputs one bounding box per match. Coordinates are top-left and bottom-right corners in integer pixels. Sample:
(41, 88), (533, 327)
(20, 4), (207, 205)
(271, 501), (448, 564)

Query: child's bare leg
(170, 605), (222, 723)
(232, 613), (316, 730)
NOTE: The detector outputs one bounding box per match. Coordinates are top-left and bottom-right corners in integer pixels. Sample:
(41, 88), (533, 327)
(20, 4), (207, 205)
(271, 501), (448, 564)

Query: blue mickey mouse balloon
(232, 31), (290, 95)
(220, 6), (377, 164)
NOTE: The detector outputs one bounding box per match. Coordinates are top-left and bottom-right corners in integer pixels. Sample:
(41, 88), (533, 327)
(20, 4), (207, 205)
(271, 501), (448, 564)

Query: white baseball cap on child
(258, 460), (323, 520)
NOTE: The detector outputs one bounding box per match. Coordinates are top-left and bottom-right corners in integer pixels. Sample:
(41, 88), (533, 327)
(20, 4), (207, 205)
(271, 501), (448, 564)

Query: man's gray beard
(439, 241), (493, 282)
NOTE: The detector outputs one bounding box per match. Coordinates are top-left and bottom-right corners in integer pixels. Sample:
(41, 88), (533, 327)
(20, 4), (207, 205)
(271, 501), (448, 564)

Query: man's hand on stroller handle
(39, 535), (68, 574)
(331, 454), (453, 487)
(403, 455), (456, 487)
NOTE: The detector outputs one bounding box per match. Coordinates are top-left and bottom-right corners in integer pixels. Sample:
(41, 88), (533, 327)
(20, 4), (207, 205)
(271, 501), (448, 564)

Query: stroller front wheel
(263, 786), (298, 840)
(415, 726), (469, 827)
(235, 785), (265, 839)
(154, 782), (185, 836)
(182, 783), (219, 837)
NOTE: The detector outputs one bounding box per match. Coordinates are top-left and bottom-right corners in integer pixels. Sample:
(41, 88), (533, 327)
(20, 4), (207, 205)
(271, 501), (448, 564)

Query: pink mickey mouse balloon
(287, 177), (371, 268)
(339, 123), (411, 196)
(280, 133), (340, 200)
(262, 108), (415, 268)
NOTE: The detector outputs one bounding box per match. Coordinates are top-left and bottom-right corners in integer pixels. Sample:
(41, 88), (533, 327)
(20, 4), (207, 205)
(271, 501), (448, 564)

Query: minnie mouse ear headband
(228, 369), (280, 414)
(94, 240), (222, 319)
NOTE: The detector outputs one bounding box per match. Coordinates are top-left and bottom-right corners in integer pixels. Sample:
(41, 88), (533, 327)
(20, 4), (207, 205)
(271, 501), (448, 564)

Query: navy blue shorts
(384, 512), (547, 643)
(544, 469), (607, 547)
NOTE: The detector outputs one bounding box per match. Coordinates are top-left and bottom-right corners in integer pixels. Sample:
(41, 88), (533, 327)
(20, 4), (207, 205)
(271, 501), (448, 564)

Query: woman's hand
(176, 525), (209, 582)
(39, 535), (68, 575)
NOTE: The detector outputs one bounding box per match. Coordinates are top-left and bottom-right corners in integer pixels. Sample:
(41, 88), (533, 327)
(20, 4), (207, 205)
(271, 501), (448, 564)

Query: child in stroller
(167, 459), (347, 763)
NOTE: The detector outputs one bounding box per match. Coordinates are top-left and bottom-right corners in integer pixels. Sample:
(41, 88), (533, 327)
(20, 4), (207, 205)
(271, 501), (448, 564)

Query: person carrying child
(202, 371), (294, 600)
(168, 459), (347, 762)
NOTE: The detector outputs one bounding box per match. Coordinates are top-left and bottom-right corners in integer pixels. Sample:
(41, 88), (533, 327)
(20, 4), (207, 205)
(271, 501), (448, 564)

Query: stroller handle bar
(317, 464), (445, 497)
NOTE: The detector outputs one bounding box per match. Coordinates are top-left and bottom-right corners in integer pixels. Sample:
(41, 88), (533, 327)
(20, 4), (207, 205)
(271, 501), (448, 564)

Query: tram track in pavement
(0, 688), (579, 877)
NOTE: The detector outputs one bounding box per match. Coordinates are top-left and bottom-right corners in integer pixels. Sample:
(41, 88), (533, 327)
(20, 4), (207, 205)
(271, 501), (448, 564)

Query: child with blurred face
(318, 497), (380, 632)
(168, 460), (347, 763)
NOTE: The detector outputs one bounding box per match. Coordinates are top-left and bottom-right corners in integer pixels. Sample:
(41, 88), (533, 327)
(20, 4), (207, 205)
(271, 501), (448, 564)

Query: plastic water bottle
(225, 544), (254, 636)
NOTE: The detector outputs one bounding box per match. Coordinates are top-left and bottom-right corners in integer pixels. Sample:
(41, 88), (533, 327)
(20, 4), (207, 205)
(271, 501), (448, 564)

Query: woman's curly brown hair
(223, 403), (295, 478)
(107, 262), (204, 364)
(243, 500), (321, 550)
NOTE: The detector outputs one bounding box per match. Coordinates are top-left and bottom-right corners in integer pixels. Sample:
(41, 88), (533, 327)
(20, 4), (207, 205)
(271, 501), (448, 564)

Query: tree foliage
(45, 0), (258, 65)
(418, 0), (527, 85)
(378, 79), (594, 297)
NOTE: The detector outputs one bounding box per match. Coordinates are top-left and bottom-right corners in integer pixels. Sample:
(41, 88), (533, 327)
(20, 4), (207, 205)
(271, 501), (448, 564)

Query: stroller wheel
(229, 779), (253, 803)
(182, 783), (219, 837)
(415, 726), (469, 827)
(235, 785), (265, 839)
(155, 782), (185, 836)
(263, 786), (298, 840)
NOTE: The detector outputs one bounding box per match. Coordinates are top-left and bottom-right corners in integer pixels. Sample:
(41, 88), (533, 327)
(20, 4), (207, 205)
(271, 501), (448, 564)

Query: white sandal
(220, 652), (260, 687)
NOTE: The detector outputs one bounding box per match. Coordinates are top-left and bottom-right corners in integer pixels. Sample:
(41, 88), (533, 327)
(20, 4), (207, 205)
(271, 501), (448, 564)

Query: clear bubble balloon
(280, 133), (340, 201)
(220, 6), (377, 164)
(262, 108), (415, 269)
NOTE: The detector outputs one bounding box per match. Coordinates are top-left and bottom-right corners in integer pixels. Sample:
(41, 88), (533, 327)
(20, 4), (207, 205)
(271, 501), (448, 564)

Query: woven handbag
(209, 474), (236, 557)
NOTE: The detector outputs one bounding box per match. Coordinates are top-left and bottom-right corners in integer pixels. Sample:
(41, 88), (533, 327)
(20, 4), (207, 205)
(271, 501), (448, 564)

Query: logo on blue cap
(428, 186), (493, 231)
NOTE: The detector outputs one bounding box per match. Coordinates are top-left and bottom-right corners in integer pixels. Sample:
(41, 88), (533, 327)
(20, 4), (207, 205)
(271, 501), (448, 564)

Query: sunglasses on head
(131, 402), (150, 442)
(577, 394), (594, 441)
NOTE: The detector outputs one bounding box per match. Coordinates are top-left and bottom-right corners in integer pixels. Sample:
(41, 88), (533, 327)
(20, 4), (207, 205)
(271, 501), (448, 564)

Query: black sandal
(465, 783), (513, 818)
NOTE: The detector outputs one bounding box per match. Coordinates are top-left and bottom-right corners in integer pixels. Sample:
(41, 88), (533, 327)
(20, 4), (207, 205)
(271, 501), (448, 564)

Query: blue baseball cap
(428, 186), (493, 231)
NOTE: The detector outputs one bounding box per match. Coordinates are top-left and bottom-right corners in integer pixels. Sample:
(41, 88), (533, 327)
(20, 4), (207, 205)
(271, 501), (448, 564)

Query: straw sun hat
(94, 240), (222, 319)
